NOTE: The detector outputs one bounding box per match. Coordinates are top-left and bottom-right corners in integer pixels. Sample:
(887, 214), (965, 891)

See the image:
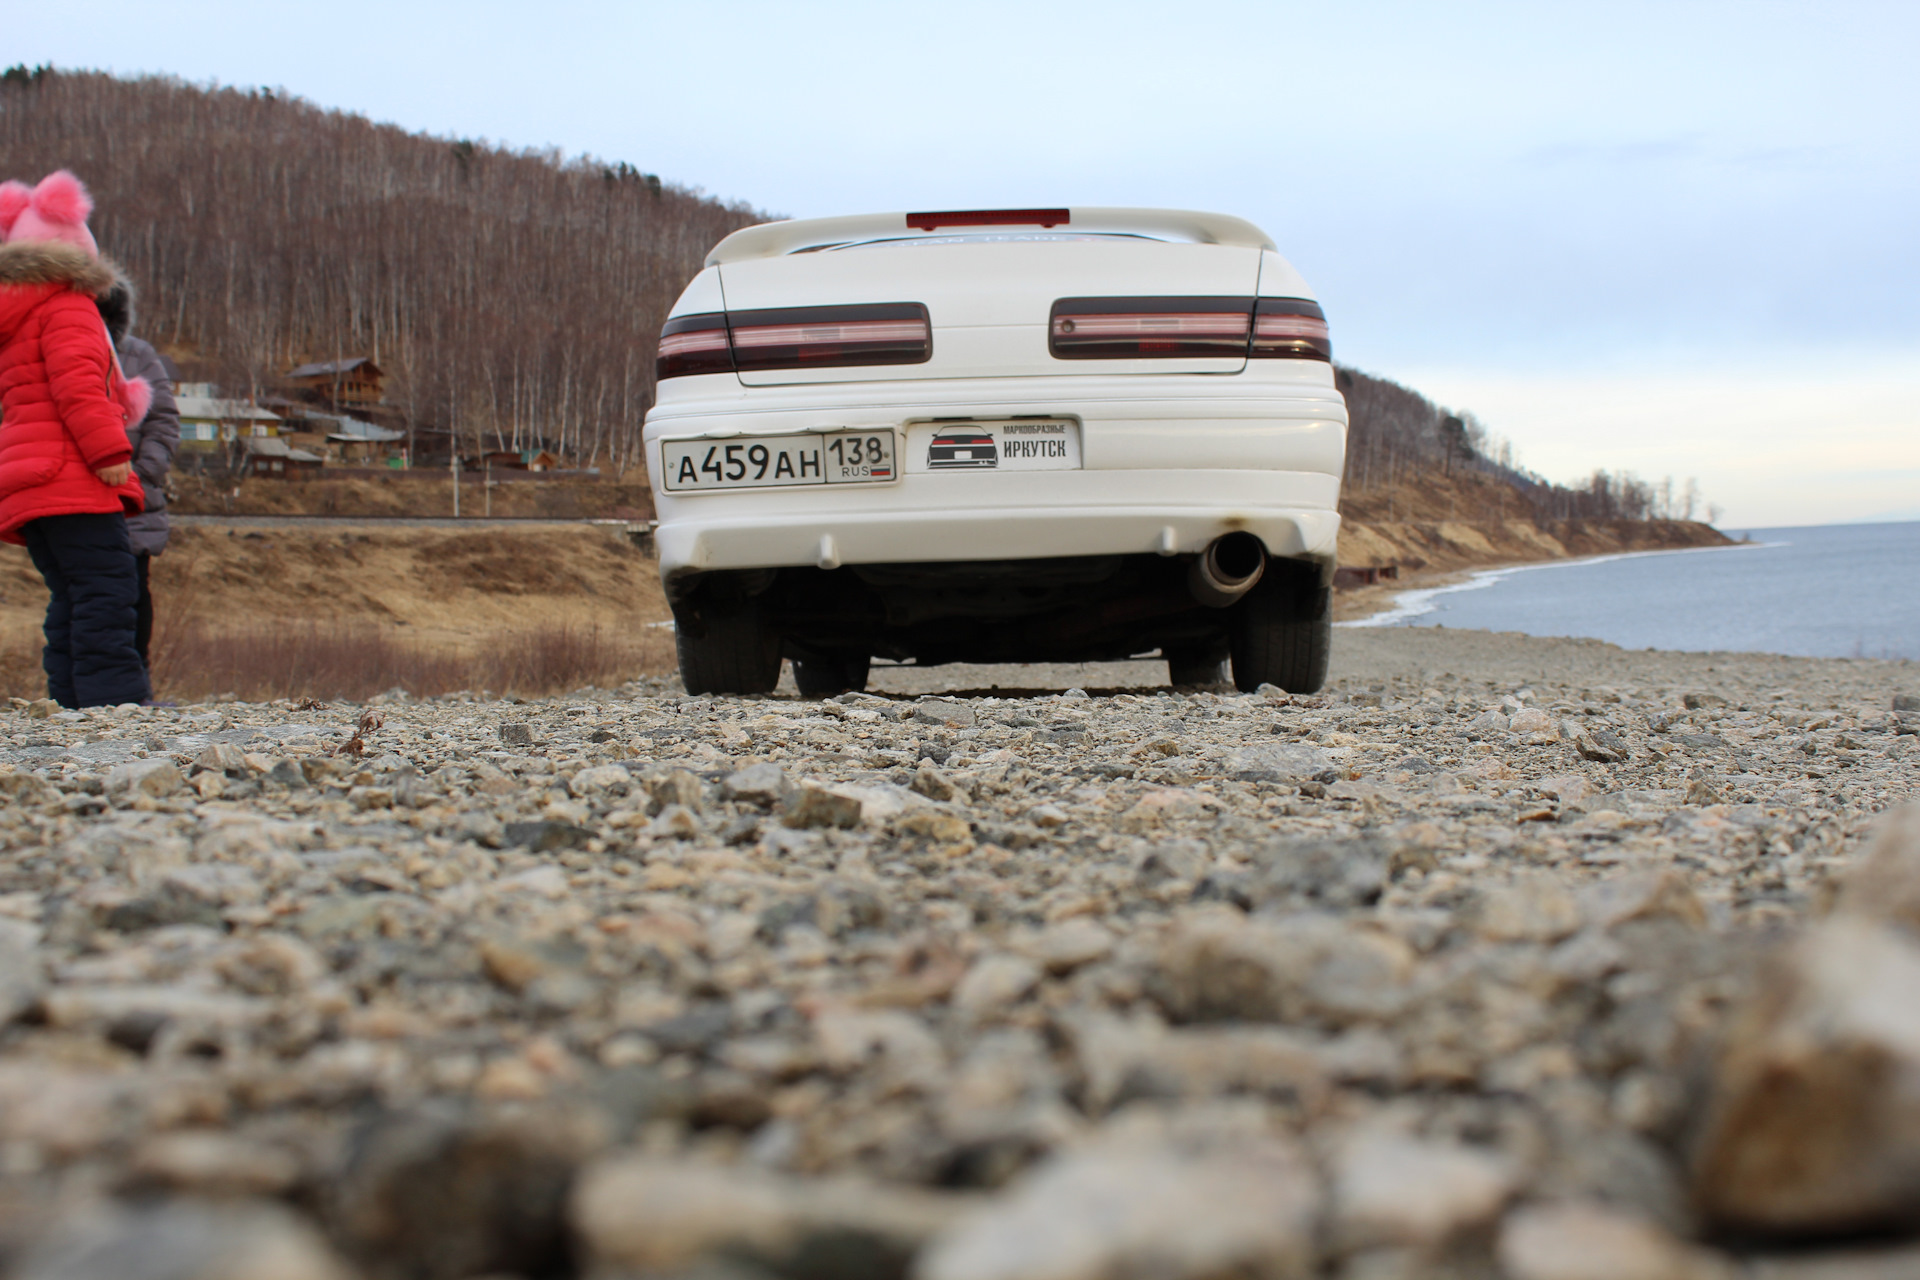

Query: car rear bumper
(653, 467), (1339, 579)
(646, 373), (1345, 580)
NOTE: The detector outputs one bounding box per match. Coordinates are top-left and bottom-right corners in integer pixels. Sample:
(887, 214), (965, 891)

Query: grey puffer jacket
(115, 335), (178, 555)
(98, 274), (179, 556)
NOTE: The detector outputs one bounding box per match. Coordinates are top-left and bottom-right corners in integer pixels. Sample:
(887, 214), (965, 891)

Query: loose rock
(104, 759), (184, 805)
(917, 1137), (1320, 1280)
(1497, 1201), (1732, 1280)
(783, 783), (865, 830)
(14, 1201), (353, 1280)
(1693, 919), (1920, 1235)
(1332, 1128), (1515, 1254)
(572, 1154), (963, 1276)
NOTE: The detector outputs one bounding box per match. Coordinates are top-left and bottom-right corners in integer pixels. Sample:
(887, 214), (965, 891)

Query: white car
(644, 207), (1347, 696)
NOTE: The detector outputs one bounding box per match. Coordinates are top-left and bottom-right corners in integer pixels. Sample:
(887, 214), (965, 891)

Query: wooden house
(245, 437), (325, 478)
(286, 357), (386, 409)
(174, 388), (282, 451)
(323, 416), (408, 464)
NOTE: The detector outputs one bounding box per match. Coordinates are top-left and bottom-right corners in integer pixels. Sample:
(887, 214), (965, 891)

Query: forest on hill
(1, 66), (1697, 521)
(0, 67), (758, 474)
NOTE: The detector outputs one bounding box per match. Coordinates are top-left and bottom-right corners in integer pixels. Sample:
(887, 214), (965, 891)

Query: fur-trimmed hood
(0, 240), (117, 296)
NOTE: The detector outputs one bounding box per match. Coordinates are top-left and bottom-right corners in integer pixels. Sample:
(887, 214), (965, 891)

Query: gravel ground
(0, 629), (1917, 1280)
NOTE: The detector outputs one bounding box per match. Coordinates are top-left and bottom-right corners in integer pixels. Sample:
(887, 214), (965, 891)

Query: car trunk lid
(716, 237), (1263, 385)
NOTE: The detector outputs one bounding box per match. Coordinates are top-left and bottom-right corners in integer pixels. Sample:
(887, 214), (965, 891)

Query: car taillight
(1046, 296), (1331, 361)
(657, 313), (733, 379)
(728, 304), (931, 373)
(657, 304), (931, 379)
(1251, 298), (1331, 361)
(1049, 297), (1253, 359)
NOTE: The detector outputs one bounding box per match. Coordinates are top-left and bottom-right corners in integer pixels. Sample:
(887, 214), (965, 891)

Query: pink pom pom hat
(0, 171), (100, 256)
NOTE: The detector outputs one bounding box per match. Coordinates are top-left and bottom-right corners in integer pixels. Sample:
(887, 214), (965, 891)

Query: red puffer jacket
(0, 242), (147, 544)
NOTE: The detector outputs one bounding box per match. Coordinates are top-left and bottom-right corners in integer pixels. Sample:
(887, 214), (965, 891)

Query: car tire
(675, 599), (782, 695)
(792, 652), (871, 697)
(1165, 646), (1230, 687)
(1228, 563), (1331, 694)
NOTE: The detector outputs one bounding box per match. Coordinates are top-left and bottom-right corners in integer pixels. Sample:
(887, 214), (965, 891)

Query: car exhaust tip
(1188, 532), (1267, 608)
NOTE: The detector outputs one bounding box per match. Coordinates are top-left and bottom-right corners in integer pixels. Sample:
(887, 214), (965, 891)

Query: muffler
(1188, 532), (1267, 608)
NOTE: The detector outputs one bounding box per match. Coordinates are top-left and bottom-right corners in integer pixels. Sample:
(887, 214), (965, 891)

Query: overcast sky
(12, 0), (1918, 527)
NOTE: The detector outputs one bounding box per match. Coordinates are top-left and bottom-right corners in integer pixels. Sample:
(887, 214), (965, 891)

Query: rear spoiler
(705, 208), (1278, 266)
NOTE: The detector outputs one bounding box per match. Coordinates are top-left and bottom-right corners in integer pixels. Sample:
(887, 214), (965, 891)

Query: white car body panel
(645, 208), (1347, 585)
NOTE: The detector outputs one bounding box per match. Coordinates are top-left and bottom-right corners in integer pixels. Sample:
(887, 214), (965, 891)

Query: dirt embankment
(1331, 467), (1736, 617)
(0, 524), (676, 699)
(1, 525), (669, 648)
(1340, 515), (1733, 574)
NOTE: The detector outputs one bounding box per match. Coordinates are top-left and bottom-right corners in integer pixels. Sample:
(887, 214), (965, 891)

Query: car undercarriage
(667, 546), (1331, 692)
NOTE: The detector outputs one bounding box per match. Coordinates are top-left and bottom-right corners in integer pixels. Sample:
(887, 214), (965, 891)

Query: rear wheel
(1165, 645), (1230, 688)
(792, 651), (871, 697)
(675, 599), (781, 695)
(1229, 563), (1331, 694)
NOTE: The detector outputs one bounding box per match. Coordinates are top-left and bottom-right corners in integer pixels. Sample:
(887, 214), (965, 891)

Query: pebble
(0, 632), (1909, 1275)
(1474, 870), (1582, 942)
(12, 1201), (353, 1280)
(782, 782), (864, 829)
(1497, 1201), (1733, 1280)
(1331, 1127), (1516, 1254)
(952, 954), (1041, 1019)
(1693, 917), (1920, 1235)
(1223, 742), (1336, 782)
(104, 759), (183, 805)
(572, 1154), (963, 1275)
(918, 1136), (1320, 1280)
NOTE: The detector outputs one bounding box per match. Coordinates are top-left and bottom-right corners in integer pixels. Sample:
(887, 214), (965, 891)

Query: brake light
(907, 208), (1069, 231)
(729, 304), (931, 373)
(1251, 298), (1331, 361)
(1046, 296), (1331, 361)
(657, 313), (733, 379)
(1050, 297), (1252, 359)
(657, 304), (932, 380)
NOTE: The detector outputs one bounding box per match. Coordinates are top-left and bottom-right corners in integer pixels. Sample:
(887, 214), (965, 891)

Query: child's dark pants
(21, 513), (151, 708)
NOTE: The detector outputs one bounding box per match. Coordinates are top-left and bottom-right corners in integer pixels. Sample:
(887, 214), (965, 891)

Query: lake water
(1343, 520), (1920, 661)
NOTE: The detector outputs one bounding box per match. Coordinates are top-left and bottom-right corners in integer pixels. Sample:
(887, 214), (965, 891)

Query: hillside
(1334, 365), (1710, 525)
(0, 67), (760, 472)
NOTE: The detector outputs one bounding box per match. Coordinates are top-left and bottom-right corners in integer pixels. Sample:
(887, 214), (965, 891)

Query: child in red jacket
(0, 171), (152, 707)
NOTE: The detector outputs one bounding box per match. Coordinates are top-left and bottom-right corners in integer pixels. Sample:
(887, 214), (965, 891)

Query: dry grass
(151, 619), (674, 702)
(0, 619), (675, 703)
(0, 625), (42, 701)
(0, 523), (680, 703)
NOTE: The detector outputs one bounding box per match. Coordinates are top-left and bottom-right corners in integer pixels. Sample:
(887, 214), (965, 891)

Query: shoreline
(1329, 514), (1735, 628)
(1330, 528), (1920, 666)
(1334, 536), (1772, 630)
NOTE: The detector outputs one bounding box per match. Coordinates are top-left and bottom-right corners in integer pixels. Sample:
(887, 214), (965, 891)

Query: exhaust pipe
(1188, 532), (1267, 608)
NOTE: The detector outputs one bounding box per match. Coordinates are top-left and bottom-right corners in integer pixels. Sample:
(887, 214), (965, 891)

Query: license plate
(661, 430), (897, 491)
(905, 419), (1081, 473)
